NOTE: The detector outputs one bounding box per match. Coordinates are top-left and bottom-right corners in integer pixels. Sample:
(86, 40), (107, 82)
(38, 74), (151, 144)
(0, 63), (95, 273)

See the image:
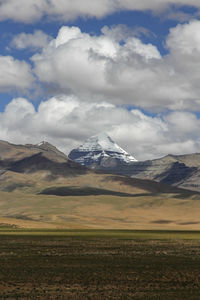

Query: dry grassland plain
(0, 189), (200, 230)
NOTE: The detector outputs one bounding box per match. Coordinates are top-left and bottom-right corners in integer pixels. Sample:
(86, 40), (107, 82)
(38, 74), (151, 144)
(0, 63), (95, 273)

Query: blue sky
(0, 0), (200, 160)
(0, 9), (185, 61)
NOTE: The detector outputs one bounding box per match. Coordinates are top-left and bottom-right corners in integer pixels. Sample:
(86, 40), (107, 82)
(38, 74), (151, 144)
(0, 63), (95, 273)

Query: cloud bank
(30, 21), (200, 111)
(1, 96), (200, 160)
(0, 0), (199, 23)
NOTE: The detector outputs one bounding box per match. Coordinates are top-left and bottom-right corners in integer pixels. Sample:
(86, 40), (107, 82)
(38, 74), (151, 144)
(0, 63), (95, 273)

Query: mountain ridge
(69, 134), (200, 192)
(0, 138), (196, 196)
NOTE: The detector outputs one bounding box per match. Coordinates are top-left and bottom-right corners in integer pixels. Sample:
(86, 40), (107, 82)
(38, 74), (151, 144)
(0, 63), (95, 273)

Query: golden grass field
(0, 188), (200, 230)
(0, 166), (199, 230)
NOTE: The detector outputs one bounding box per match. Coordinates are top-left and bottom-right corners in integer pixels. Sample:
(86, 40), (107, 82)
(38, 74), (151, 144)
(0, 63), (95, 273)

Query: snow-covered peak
(78, 132), (133, 156)
(69, 132), (137, 166)
(94, 132), (126, 153)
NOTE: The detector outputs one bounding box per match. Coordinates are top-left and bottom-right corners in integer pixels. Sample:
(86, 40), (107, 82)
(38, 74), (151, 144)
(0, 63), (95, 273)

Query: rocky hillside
(130, 154), (200, 191)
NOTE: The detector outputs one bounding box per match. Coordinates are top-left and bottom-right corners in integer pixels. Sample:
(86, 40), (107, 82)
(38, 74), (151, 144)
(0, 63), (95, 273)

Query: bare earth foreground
(0, 230), (200, 299)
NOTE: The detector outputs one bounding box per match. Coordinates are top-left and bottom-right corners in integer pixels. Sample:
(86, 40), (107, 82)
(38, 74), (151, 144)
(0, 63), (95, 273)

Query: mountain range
(69, 133), (200, 192)
(0, 137), (199, 230)
(0, 138), (186, 195)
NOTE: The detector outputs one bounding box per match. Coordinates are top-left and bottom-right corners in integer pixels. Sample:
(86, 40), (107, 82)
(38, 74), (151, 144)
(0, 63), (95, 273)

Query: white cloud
(32, 25), (163, 109)
(116, 0), (199, 11)
(0, 0), (45, 23)
(1, 95), (200, 161)
(30, 22), (200, 111)
(167, 20), (200, 55)
(0, 0), (199, 23)
(11, 30), (52, 50)
(164, 111), (200, 135)
(0, 55), (34, 92)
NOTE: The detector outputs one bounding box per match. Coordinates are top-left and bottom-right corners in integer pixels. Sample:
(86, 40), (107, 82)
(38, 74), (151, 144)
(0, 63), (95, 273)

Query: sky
(1, 1), (200, 160)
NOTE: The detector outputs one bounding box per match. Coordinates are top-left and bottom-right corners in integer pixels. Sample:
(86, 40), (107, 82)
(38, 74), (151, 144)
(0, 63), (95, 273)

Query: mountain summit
(68, 132), (137, 169)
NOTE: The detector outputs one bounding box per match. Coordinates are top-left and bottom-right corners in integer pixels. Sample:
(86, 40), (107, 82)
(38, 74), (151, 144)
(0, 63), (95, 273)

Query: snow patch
(36, 141), (47, 146)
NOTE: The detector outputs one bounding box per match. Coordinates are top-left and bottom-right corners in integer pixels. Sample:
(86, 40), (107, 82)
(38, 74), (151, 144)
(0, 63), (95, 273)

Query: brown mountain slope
(0, 140), (87, 177)
(83, 152), (200, 192)
(127, 154), (200, 191)
(0, 140), (67, 162)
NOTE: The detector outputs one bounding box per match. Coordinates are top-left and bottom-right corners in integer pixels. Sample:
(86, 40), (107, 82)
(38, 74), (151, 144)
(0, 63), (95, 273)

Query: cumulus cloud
(167, 20), (200, 54)
(1, 95), (200, 160)
(0, 0), (199, 23)
(32, 25), (163, 109)
(0, 55), (34, 92)
(11, 30), (52, 50)
(30, 22), (200, 111)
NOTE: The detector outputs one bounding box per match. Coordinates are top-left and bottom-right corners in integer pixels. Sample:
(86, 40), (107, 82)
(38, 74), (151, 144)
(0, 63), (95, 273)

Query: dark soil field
(0, 230), (200, 299)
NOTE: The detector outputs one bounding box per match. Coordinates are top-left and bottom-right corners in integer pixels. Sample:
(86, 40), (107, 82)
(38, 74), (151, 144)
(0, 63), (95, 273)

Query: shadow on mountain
(105, 175), (198, 196)
(7, 153), (87, 177)
(156, 162), (197, 185)
(39, 186), (135, 197)
(39, 185), (198, 198)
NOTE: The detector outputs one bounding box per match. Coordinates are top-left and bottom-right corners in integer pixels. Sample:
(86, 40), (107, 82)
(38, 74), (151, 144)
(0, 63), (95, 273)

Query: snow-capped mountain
(68, 132), (137, 169)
